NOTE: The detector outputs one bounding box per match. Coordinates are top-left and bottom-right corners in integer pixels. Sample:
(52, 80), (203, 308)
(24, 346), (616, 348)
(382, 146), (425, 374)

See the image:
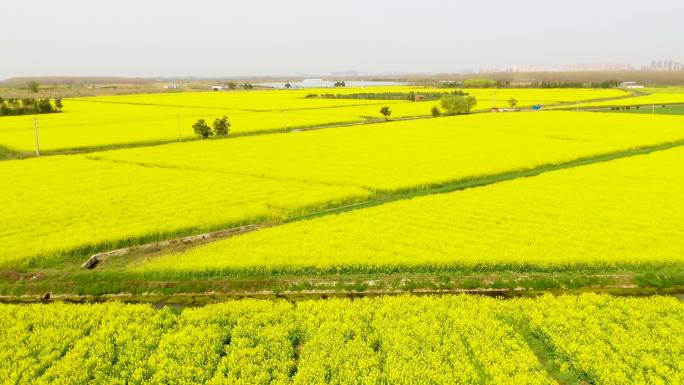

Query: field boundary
(501, 316), (590, 385)
(556, 102), (684, 112)
(73, 97), (412, 113)
(2, 282), (682, 305)
(282, 138), (684, 223)
(72, 138), (684, 270)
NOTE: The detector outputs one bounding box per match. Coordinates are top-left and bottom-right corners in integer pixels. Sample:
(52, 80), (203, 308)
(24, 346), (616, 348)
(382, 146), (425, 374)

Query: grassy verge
(603, 104), (684, 115)
(0, 145), (29, 160)
(1, 264), (682, 301)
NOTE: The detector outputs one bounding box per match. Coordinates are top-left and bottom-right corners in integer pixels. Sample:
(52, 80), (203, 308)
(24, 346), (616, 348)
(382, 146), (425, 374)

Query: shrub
(193, 119), (213, 139)
(439, 94), (477, 115)
(379, 106), (392, 120)
(213, 116), (231, 136)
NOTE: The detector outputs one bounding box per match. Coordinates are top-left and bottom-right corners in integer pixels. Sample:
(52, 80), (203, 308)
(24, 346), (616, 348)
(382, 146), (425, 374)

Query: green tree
(227, 82), (237, 90)
(28, 81), (40, 93)
(242, 83), (254, 90)
(284, 82), (292, 89)
(334, 81), (346, 87)
(463, 78), (496, 88)
(440, 94), (477, 115)
(193, 119), (213, 139)
(54, 98), (63, 110)
(379, 106), (392, 120)
(431, 105), (441, 117)
(37, 99), (53, 113)
(508, 97), (518, 108)
(213, 116), (231, 136)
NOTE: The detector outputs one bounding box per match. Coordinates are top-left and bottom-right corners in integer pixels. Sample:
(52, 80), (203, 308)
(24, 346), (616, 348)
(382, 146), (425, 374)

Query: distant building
(619, 81), (644, 89)
(211, 85), (225, 91)
(301, 79), (326, 87)
(163, 83), (180, 89)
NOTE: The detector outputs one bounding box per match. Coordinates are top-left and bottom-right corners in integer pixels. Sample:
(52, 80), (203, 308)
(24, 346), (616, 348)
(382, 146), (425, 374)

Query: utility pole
(177, 112), (181, 140)
(34, 117), (40, 157)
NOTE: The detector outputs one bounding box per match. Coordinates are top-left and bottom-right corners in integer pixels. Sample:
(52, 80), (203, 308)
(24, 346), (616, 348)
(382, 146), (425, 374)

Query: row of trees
(312, 90), (470, 101)
(192, 116), (230, 139)
(378, 94), (479, 121)
(438, 79), (622, 89)
(214, 82), (254, 90)
(0, 97), (62, 116)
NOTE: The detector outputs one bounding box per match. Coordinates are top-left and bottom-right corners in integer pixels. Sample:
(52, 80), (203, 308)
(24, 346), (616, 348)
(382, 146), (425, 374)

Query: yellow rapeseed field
(2, 111), (683, 268)
(141, 145), (684, 274)
(0, 87), (628, 153)
(99, 111), (684, 191)
(1, 294), (682, 385)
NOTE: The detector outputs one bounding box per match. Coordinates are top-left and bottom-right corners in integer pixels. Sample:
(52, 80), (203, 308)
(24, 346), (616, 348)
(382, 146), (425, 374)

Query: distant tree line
(437, 78), (621, 89)
(0, 97), (62, 116)
(537, 80), (618, 88)
(311, 90), (469, 102)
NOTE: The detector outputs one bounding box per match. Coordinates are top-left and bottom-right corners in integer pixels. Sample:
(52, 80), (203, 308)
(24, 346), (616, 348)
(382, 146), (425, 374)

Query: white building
(211, 85), (225, 91)
(619, 81), (644, 89)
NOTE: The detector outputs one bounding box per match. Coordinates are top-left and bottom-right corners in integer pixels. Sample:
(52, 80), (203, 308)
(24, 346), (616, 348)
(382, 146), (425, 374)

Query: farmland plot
(2, 111), (684, 268)
(1, 294), (682, 385)
(141, 145), (684, 275)
(0, 87), (628, 153)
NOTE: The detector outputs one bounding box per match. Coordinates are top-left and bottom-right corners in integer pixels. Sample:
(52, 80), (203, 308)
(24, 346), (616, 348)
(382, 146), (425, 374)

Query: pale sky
(1, 0), (682, 79)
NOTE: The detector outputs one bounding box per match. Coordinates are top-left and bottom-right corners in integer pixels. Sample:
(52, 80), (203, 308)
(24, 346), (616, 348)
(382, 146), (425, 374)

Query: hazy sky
(2, 0), (683, 79)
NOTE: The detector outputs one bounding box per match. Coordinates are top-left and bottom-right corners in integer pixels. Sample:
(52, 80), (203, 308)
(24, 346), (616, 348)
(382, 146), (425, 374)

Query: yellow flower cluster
(1, 294), (682, 384)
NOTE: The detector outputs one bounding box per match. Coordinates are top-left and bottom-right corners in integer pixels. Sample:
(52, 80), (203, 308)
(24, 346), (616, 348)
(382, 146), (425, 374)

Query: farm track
(2, 280), (682, 305)
(561, 102), (684, 112)
(73, 137), (684, 268)
(74, 97), (411, 112)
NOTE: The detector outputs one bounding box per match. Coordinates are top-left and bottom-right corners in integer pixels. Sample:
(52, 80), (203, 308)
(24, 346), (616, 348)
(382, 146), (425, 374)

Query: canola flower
(143, 145), (684, 275)
(0, 87), (628, 152)
(0, 294), (682, 384)
(3, 111), (684, 268)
